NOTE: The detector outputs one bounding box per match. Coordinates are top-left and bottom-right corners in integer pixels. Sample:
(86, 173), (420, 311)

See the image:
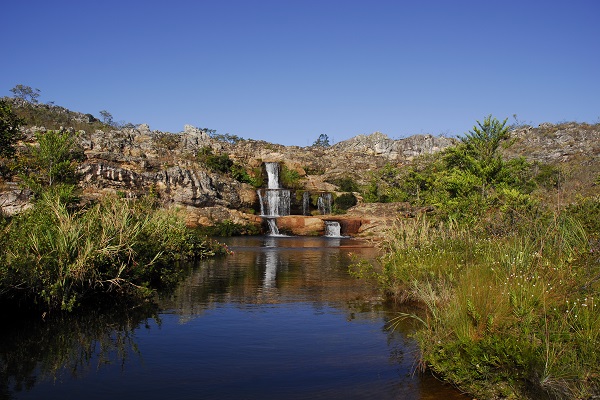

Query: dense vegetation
(352, 116), (600, 399)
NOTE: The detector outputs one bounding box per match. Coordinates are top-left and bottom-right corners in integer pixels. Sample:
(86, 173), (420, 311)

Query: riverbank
(0, 190), (229, 313)
(357, 203), (600, 399)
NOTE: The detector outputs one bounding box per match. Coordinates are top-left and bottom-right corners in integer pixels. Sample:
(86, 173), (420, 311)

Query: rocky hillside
(502, 122), (600, 201)
(2, 98), (599, 236)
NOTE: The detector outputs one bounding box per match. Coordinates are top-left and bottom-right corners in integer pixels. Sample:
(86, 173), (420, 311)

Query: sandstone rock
(0, 186), (33, 215)
(185, 205), (261, 229)
(276, 216), (325, 236)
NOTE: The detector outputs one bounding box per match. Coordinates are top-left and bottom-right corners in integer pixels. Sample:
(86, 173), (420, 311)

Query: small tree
(99, 110), (114, 126)
(10, 84), (41, 104)
(461, 115), (510, 164)
(0, 100), (23, 178)
(21, 130), (80, 194)
(312, 134), (331, 148)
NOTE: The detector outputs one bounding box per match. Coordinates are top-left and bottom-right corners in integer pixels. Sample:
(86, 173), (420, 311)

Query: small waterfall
(266, 218), (280, 236)
(317, 192), (332, 215)
(302, 192), (310, 216)
(257, 190), (265, 216)
(324, 221), (342, 238)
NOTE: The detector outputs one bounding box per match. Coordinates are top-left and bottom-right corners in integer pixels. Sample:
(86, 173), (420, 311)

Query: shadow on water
(0, 302), (160, 400)
(0, 236), (467, 400)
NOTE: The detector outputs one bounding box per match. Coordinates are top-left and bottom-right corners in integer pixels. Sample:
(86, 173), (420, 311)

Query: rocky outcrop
(0, 106), (455, 235)
(274, 202), (417, 239)
(332, 131), (457, 161)
(0, 184), (33, 215)
(504, 122), (600, 165)
(185, 206), (261, 229)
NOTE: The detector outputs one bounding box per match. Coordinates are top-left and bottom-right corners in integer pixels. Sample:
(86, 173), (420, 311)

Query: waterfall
(259, 162), (289, 235)
(265, 162), (280, 189)
(317, 192), (332, 215)
(324, 221), (342, 238)
(257, 190), (265, 216)
(266, 218), (280, 236)
(257, 189), (290, 217)
(302, 192), (310, 216)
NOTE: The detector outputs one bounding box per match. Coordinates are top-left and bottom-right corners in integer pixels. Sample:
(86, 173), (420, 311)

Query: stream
(1, 236), (466, 399)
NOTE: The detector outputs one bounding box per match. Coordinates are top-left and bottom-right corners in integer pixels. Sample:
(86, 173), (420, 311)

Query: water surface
(2, 236), (465, 399)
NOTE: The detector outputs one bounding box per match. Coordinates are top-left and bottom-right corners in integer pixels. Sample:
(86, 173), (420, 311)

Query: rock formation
(4, 102), (597, 239)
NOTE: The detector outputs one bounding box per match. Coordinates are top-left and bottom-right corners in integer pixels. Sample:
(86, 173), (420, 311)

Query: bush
(280, 164), (302, 189)
(361, 212), (600, 399)
(328, 176), (359, 192)
(333, 193), (357, 212)
(198, 146), (233, 173)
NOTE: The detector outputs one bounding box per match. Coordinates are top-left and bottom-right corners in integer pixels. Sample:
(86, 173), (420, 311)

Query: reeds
(0, 191), (225, 312)
(375, 211), (600, 399)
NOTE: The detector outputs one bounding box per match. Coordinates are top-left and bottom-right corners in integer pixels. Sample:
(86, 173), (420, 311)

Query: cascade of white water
(257, 190), (265, 216)
(265, 162), (280, 189)
(266, 189), (290, 217)
(317, 192), (332, 215)
(302, 192), (310, 216)
(260, 162), (289, 235)
(266, 218), (280, 236)
(324, 221), (342, 237)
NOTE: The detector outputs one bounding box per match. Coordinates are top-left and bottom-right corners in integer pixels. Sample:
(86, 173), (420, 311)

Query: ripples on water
(1, 236), (465, 400)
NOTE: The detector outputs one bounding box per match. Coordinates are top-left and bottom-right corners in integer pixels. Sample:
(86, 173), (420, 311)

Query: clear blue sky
(2, 0), (599, 146)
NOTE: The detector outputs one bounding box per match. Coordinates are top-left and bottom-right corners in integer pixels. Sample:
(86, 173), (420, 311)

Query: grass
(0, 190), (228, 313)
(359, 205), (600, 399)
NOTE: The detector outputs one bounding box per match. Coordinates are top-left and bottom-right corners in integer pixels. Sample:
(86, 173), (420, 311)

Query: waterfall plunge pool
(2, 236), (466, 400)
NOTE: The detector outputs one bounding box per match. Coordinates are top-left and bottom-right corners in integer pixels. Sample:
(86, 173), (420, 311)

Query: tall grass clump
(370, 210), (600, 399)
(0, 190), (227, 312)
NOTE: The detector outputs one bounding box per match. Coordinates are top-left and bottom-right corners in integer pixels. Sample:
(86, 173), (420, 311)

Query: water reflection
(0, 303), (159, 399)
(1, 236), (466, 400)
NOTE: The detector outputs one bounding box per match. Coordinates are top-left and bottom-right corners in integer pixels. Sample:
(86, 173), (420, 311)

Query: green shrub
(198, 146), (233, 173)
(280, 164), (302, 189)
(333, 193), (357, 212)
(564, 195), (600, 240)
(328, 176), (359, 192)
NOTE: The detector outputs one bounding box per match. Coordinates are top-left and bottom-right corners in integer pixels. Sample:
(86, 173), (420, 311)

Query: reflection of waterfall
(263, 250), (277, 288)
(259, 162), (290, 235)
(325, 221), (342, 237)
(302, 192), (310, 216)
(317, 193), (332, 215)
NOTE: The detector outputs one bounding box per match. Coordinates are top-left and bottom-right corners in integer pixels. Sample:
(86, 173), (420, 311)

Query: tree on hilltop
(99, 110), (114, 126)
(10, 84), (41, 104)
(312, 133), (331, 148)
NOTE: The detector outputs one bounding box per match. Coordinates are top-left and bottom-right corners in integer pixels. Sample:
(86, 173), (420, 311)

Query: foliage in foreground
(0, 191), (229, 313)
(351, 115), (600, 398)
(354, 201), (600, 399)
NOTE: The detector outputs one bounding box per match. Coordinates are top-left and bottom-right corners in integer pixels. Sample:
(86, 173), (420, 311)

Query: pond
(1, 236), (466, 400)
